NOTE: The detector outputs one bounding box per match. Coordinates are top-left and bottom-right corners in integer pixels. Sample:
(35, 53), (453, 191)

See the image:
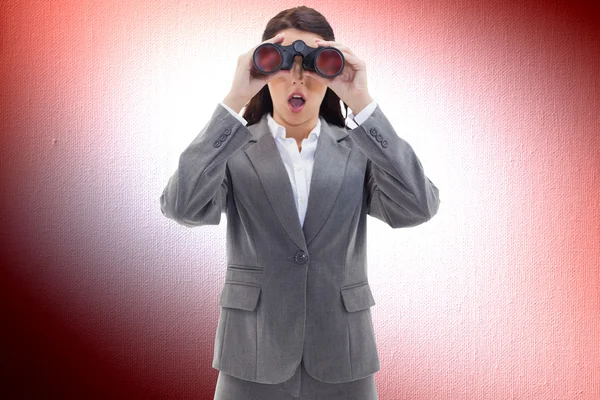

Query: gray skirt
(214, 359), (379, 400)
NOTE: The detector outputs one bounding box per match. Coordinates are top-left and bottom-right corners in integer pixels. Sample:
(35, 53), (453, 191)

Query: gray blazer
(160, 103), (440, 384)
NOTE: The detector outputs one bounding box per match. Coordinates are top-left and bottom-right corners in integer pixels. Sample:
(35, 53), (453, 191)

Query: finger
(315, 40), (355, 55)
(265, 32), (286, 44)
(251, 32), (285, 53)
(338, 50), (365, 69)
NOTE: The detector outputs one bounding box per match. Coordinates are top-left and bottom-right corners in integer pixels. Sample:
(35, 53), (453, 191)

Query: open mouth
(288, 97), (305, 111)
(288, 92), (306, 112)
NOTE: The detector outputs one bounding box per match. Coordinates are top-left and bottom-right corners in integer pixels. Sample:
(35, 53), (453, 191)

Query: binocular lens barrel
(254, 46), (282, 72)
(315, 49), (344, 77)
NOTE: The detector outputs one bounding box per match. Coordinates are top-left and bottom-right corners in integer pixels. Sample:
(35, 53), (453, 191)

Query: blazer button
(224, 128), (231, 135)
(370, 127), (377, 136)
(219, 133), (227, 141)
(294, 250), (308, 264)
(376, 134), (383, 142)
(381, 139), (388, 147)
(213, 140), (222, 148)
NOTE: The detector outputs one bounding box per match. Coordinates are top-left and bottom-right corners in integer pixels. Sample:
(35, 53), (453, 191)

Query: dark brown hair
(241, 6), (349, 127)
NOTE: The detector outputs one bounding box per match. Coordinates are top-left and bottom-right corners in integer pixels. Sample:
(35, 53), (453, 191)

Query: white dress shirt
(219, 99), (378, 227)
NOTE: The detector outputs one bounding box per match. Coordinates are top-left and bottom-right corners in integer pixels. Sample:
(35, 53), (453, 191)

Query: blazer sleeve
(159, 103), (254, 227)
(348, 103), (441, 228)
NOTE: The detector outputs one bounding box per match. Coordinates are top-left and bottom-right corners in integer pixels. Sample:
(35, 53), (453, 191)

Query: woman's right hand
(223, 32), (291, 112)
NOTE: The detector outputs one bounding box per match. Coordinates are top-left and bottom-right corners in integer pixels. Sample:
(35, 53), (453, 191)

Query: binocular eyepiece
(252, 39), (345, 79)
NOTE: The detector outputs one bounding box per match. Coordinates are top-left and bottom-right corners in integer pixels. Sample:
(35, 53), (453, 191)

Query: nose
(291, 56), (304, 82)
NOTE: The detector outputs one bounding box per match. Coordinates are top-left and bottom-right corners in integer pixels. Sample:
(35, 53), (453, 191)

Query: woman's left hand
(304, 39), (373, 113)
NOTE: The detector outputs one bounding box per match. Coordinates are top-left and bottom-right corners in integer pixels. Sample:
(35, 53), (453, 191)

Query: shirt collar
(267, 112), (321, 140)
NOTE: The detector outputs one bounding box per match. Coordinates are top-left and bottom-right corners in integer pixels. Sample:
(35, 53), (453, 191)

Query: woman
(160, 6), (440, 400)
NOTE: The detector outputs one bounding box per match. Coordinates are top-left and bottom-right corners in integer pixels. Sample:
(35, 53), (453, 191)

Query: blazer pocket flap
(219, 281), (262, 311)
(341, 281), (376, 312)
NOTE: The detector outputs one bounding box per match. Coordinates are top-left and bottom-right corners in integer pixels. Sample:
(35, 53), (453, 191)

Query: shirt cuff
(346, 100), (378, 128)
(219, 102), (248, 126)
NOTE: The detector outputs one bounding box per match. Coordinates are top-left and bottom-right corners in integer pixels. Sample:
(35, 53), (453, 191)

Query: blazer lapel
(245, 121), (307, 251)
(245, 113), (350, 251)
(302, 120), (350, 246)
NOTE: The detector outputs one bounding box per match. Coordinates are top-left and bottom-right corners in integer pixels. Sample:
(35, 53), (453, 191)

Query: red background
(1, 1), (599, 398)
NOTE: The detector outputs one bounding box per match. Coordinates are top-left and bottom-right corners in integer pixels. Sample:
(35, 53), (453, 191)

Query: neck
(272, 111), (318, 141)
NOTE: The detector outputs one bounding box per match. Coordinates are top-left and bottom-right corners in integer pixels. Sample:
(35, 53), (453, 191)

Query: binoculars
(252, 39), (345, 78)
